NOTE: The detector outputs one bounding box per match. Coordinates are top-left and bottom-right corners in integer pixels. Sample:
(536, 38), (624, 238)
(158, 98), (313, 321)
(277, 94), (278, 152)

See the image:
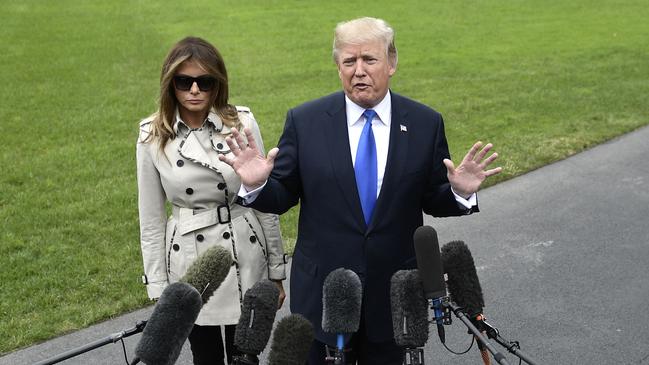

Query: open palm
(444, 142), (502, 198)
(218, 128), (278, 190)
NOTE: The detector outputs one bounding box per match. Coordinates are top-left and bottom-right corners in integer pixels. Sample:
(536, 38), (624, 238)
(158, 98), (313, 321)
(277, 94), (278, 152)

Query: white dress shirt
(346, 92), (391, 197)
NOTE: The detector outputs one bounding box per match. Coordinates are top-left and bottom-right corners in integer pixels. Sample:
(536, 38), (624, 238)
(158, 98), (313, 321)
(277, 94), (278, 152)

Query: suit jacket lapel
(323, 93), (367, 230)
(368, 92), (409, 232)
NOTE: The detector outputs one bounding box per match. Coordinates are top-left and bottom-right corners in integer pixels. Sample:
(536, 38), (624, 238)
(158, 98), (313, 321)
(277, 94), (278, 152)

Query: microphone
(268, 314), (315, 365)
(133, 246), (233, 365)
(322, 268), (362, 364)
(181, 245), (233, 303)
(390, 269), (429, 365)
(133, 282), (202, 365)
(413, 225), (447, 343)
(440, 240), (484, 318)
(441, 240), (508, 365)
(233, 279), (280, 364)
(442, 240), (537, 365)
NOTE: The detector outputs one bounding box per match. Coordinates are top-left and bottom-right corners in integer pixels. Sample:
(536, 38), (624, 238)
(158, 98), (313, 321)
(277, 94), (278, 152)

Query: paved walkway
(3, 125), (649, 364)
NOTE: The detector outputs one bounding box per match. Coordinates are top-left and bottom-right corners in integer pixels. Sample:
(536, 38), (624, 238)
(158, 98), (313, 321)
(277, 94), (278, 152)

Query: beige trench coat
(136, 106), (285, 325)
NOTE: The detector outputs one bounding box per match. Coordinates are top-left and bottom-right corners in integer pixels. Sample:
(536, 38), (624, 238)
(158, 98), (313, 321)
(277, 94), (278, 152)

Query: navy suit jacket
(251, 91), (476, 344)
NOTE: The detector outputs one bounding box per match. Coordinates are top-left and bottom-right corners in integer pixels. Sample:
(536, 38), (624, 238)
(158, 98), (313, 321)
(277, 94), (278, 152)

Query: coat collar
(175, 108), (229, 173)
(173, 108), (224, 135)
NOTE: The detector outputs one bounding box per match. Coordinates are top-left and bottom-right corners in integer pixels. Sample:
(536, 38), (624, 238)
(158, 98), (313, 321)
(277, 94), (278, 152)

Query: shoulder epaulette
(235, 105), (251, 113)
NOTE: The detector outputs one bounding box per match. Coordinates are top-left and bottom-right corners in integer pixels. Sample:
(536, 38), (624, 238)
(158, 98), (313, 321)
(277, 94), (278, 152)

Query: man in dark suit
(220, 17), (502, 365)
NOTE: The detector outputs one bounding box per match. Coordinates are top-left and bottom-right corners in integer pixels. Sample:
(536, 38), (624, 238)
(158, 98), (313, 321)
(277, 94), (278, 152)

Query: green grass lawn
(1, 0), (648, 354)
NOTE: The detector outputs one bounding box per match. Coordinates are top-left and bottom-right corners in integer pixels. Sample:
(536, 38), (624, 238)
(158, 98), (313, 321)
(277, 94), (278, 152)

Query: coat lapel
(178, 131), (215, 169)
(368, 92), (409, 232)
(177, 112), (229, 173)
(323, 93), (367, 230)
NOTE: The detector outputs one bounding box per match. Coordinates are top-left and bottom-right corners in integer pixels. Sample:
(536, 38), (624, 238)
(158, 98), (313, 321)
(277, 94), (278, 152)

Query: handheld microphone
(390, 269), (429, 365)
(268, 314), (314, 365)
(133, 282), (202, 365)
(181, 245), (233, 303)
(413, 225), (447, 343)
(233, 279), (280, 364)
(322, 268), (362, 364)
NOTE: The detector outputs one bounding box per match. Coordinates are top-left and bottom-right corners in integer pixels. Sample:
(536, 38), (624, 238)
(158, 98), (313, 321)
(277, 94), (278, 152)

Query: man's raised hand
(218, 127), (278, 191)
(443, 141), (502, 199)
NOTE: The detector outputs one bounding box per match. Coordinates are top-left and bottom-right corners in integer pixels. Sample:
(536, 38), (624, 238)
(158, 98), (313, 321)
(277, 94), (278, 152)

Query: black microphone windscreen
(234, 279), (280, 355)
(322, 268), (362, 334)
(135, 282), (202, 365)
(441, 240), (484, 317)
(414, 225), (446, 299)
(181, 245), (232, 303)
(390, 269), (429, 348)
(268, 314), (314, 365)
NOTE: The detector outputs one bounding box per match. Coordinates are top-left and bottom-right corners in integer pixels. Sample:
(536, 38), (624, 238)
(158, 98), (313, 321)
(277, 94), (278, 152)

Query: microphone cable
(439, 328), (474, 355)
(120, 337), (130, 365)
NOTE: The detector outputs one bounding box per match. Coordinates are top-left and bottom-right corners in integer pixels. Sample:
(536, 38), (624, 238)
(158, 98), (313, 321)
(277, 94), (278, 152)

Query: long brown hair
(146, 36), (241, 149)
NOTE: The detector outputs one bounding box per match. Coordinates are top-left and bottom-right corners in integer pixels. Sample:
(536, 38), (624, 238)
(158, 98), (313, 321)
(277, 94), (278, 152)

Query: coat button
(217, 183), (226, 190)
(249, 236), (257, 243)
(196, 234), (204, 242)
(186, 188), (194, 195)
(216, 143), (224, 149)
(176, 160), (184, 167)
(172, 244), (180, 251)
(223, 232), (231, 239)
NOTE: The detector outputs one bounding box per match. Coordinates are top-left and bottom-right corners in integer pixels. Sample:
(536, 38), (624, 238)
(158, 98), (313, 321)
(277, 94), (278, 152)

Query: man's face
(337, 40), (396, 109)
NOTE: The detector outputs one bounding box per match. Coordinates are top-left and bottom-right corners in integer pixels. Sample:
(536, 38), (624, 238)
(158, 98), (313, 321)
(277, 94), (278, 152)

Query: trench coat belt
(172, 204), (248, 236)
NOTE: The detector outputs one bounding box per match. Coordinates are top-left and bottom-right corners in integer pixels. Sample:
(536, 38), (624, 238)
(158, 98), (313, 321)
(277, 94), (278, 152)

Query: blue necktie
(355, 109), (378, 225)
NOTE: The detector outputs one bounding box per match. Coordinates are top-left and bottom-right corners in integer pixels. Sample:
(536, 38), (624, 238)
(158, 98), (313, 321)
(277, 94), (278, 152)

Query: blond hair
(332, 17), (398, 67)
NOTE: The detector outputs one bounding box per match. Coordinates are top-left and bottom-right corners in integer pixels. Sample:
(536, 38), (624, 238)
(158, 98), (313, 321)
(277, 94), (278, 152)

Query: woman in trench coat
(136, 36), (286, 365)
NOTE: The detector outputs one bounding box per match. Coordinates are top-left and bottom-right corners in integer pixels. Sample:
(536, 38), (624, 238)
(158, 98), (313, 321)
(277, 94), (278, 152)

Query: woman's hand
(272, 279), (286, 309)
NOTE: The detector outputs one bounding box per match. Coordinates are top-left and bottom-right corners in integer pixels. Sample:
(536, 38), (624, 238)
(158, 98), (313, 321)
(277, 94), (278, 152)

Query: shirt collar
(173, 108), (224, 134)
(345, 90), (391, 127)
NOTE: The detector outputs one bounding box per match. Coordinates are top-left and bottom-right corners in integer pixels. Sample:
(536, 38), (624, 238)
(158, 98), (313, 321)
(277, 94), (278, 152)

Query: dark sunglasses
(173, 75), (216, 91)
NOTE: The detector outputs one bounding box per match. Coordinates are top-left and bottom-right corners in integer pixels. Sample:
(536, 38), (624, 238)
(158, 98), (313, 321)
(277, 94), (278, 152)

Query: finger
(234, 127), (248, 151)
(230, 127), (240, 140)
(224, 136), (240, 156)
(243, 127), (259, 152)
(464, 141), (483, 162)
(481, 152), (499, 166)
(218, 153), (235, 167)
(443, 158), (455, 174)
(475, 143), (493, 162)
(484, 166), (503, 177)
(266, 147), (279, 164)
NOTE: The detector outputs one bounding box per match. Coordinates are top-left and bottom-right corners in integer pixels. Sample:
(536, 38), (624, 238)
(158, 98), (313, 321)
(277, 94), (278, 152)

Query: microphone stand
(444, 302), (511, 365)
(479, 320), (539, 365)
(232, 353), (259, 364)
(33, 320), (147, 365)
(403, 347), (424, 365)
(324, 334), (345, 364)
